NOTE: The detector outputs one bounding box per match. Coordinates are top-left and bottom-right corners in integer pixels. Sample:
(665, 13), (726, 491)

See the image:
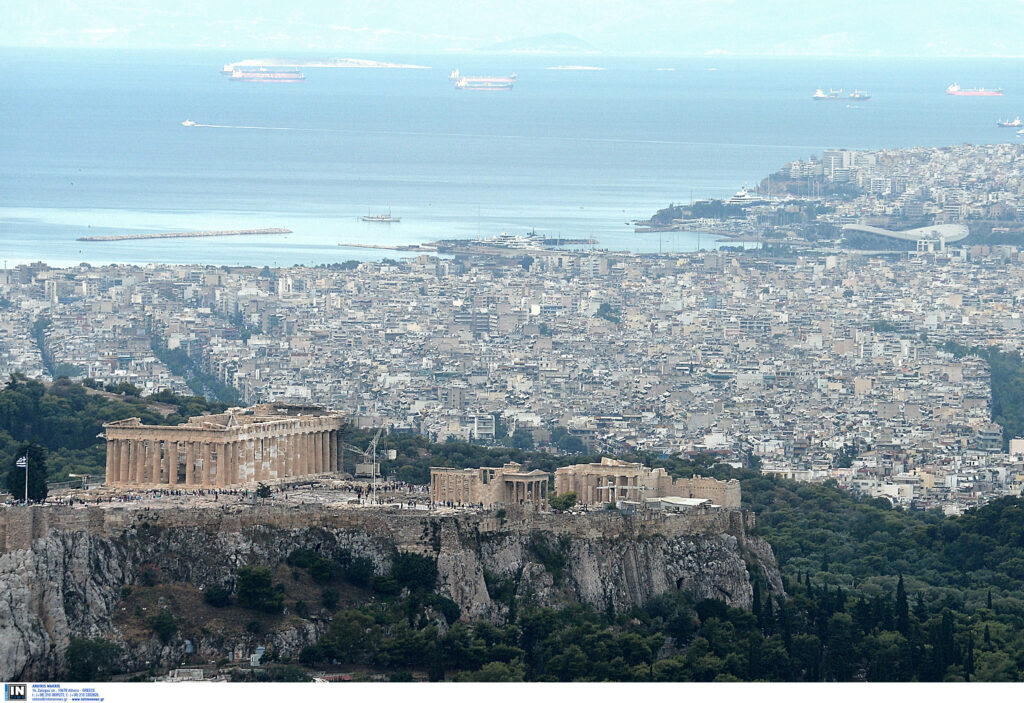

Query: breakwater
(77, 228), (292, 242)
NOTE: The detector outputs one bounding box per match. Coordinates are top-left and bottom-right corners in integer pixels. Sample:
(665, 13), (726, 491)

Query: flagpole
(23, 455), (28, 505)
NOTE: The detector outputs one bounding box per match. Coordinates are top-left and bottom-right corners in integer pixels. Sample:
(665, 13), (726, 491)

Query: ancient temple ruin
(103, 404), (346, 488)
(430, 462), (550, 508)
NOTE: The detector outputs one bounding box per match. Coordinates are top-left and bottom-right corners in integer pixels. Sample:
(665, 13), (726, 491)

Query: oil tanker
(230, 67), (306, 83)
(449, 69), (516, 91)
(947, 83), (1002, 96)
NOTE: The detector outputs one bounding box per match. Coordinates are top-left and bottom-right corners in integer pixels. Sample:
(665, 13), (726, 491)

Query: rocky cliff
(0, 503), (782, 680)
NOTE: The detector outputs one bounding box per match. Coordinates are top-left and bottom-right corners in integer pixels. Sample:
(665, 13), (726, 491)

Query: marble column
(105, 440), (117, 484)
(160, 441), (171, 484)
(133, 440), (145, 484)
(168, 441), (179, 486)
(185, 442), (196, 486)
(283, 435), (293, 478)
(218, 443), (231, 486)
(119, 440), (130, 484)
(329, 431), (338, 472)
(202, 442), (212, 486)
(313, 432), (323, 475)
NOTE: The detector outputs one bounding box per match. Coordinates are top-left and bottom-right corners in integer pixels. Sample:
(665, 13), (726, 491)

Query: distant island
(226, 57), (430, 70)
(475, 32), (598, 54)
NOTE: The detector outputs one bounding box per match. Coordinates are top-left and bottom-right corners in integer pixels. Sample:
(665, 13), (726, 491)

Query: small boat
(360, 212), (400, 223)
(181, 119), (197, 127)
(997, 117), (1022, 128)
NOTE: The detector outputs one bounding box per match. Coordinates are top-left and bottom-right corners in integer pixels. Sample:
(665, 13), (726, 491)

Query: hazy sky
(5, 1), (1024, 56)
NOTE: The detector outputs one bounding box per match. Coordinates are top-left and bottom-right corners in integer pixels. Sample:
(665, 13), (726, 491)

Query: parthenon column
(218, 443), (231, 486)
(105, 440), (117, 484)
(167, 441), (179, 485)
(284, 434), (295, 478)
(185, 442), (195, 485)
(119, 440), (130, 484)
(269, 437), (280, 479)
(329, 431), (338, 472)
(160, 441), (171, 484)
(133, 440), (146, 484)
(146, 440), (157, 484)
(321, 432), (331, 474)
(313, 432), (323, 475)
(201, 443), (212, 487)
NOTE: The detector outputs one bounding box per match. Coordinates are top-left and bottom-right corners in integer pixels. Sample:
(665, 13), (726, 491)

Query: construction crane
(342, 428), (383, 501)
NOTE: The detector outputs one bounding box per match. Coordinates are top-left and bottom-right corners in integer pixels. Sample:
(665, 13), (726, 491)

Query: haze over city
(6, 0), (1024, 56)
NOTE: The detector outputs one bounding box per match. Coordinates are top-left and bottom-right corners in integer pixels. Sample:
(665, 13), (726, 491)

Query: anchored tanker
(947, 83), (1002, 96)
(449, 69), (517, 91)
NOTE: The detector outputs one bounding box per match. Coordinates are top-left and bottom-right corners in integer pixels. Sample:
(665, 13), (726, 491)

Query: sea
(3, 49), (1024, 268)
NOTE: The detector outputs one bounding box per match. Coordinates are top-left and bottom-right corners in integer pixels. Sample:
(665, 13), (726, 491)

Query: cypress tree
(987, 590), (992, 610)
(753, 580), (762, 625)
(965, 632), (974, 681)
(895, 574), (909, 636)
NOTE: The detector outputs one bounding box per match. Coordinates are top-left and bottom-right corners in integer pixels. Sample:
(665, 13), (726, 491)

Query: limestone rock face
(0, 505), (783, 680)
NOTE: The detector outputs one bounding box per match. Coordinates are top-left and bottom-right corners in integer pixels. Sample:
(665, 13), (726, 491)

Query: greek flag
(15, 456), (27, 468)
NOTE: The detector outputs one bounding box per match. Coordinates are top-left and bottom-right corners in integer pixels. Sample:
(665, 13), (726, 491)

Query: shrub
(345, 557), (376, 588)
(236, 566), (284, 614)
(65, 637), (121, 681)
(203, 584), (230, 608)
(148, 609), (176, 644)
(549, 492), (577, 511)
(391, 552), (438, 592)
(321, 588), (340, 609)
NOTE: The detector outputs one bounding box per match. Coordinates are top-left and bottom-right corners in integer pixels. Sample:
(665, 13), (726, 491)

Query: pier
(77, 228), (292, 242)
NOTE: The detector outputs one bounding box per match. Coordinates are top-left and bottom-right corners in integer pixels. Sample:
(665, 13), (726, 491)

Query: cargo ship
(812, 88), (843, 100)
(813, 88), (870, 101)
(997, 117), (1022, 127)
(947, 83), (1002, 96)
(449, 69), (516, 91)
(230, 67), (305, 83)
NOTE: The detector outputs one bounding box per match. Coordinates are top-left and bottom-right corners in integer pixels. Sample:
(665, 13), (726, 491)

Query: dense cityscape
(4, 143), (1024, 515)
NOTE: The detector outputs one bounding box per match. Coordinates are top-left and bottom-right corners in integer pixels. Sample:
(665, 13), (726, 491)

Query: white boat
(181, 119), (196, 127)
(361, 212), (400, 223)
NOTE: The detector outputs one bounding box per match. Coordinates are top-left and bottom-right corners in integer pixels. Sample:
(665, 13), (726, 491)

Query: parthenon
(103, 404), (346, 488)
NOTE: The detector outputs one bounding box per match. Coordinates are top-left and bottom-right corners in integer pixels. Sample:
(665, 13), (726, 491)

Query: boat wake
(183, 122), (296, 131)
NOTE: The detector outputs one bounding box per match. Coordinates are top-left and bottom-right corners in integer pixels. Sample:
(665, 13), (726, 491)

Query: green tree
(148, 608), (177, 644)
(548, 492), (578, 511)
(5, 443), (48, 502)
(65, 637), (121, 681)
(203, 584), (231, 608)
(511, 427), (534, 450)
(895, 574), (909, 636)
(236, 565), (284, 613)
(256, 482), (272, 501)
